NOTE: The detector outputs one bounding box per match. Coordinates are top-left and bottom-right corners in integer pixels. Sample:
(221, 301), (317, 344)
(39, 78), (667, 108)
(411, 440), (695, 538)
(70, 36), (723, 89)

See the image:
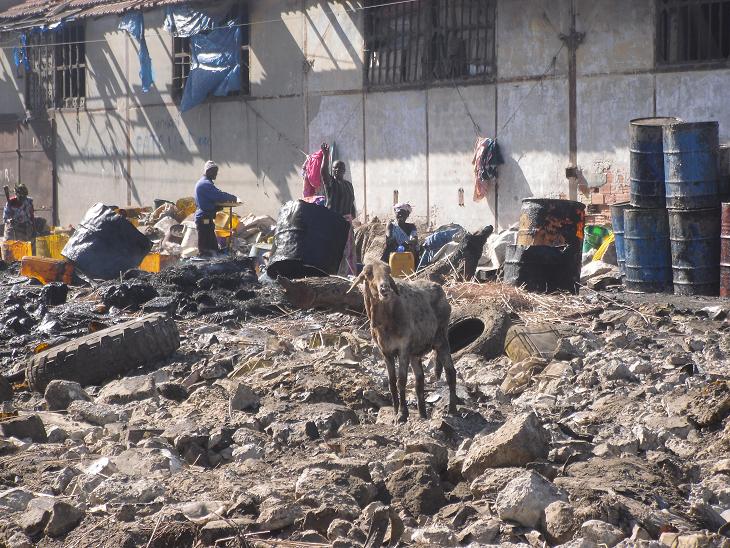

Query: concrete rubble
(0, 257), (729, 547)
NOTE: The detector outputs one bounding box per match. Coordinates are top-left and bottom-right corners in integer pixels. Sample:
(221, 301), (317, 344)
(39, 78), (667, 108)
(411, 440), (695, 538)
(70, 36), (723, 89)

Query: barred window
(172, 2), (250, 99)
(25, 23), (86, 112)
(657, 0), (730, 65)
(365, 0), (496, 87)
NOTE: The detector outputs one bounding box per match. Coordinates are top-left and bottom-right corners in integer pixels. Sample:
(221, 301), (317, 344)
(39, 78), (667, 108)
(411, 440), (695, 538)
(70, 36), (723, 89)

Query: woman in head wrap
(382, 203), (418, 261)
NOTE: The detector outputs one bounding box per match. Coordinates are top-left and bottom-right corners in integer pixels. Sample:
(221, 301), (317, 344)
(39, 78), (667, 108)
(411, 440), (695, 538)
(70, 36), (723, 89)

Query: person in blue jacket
(194, 161), (238, 257)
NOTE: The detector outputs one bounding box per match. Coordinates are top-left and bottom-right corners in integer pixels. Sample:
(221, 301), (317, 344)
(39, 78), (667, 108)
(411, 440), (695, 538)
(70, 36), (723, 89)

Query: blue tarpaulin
(181, 24), (241, 112)
(165, 4), (241, 112)
(12, 33), (30, 75)
(164, 5), (219, 37)
(119, 12), (153, 93)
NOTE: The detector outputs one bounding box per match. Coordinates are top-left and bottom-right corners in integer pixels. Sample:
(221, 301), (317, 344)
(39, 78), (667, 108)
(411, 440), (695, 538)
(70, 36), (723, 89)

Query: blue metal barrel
(663, 121), (720, 209)
(630, 117), (679, 208)
(668, 208), (720, 296)
(609, 201), (630, 276)
(624, 207), (672, 293)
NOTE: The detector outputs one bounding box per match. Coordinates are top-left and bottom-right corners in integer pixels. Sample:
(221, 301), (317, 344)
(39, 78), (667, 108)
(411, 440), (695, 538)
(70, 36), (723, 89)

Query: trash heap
(0, 252), (728, 547)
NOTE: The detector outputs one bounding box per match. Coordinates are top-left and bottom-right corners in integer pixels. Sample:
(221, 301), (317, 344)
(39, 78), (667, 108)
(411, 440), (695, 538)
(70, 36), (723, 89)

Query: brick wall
(580, 168), (629, 227)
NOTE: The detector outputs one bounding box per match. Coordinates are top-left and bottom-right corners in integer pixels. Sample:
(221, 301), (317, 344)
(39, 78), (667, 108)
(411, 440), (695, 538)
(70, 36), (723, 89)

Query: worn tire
(26, 313), (180, 393)
(448, 304), (511, 360)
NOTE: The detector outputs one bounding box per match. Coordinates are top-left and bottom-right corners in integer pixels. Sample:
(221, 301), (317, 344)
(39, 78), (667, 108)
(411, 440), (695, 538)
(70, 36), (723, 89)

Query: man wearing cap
(194, 161), (239, 257)
(3, 184), (35, 242)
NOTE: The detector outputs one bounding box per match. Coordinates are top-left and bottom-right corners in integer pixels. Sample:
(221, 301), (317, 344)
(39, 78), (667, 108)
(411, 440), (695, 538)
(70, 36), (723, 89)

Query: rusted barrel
(667, 208), (720, 296)
(663, 121), (720, 209)
(624, 207), (672, 293)
(609, 201), (630, 276)
(630, 117), (679, 208)
(505, 198), (585, 293)
(721, 203), (730, 297)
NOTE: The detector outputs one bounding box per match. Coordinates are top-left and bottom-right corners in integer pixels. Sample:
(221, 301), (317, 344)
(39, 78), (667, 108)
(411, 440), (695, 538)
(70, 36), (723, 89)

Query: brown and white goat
(348, 260), (457, 423)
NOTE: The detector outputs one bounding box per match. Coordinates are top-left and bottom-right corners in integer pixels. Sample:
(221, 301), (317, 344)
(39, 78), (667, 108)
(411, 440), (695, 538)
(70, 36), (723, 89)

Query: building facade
(0, 0), (728, 230)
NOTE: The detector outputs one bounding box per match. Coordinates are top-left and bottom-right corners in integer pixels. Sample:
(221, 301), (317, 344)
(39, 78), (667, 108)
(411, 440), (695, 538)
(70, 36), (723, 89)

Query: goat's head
(347, 260), (399, 301)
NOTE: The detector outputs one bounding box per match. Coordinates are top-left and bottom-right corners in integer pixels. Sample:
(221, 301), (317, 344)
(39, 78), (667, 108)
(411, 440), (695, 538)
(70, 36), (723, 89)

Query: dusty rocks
(461, 412), (549, 480)
(0, 414), (47, 442)
(44, 380), (91, 410)
(2, 264), (730, 547)
(495, 470), (567, 528)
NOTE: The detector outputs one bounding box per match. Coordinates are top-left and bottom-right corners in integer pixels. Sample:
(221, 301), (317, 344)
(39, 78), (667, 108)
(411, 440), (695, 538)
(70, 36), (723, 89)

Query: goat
(348, 260), (457, 423)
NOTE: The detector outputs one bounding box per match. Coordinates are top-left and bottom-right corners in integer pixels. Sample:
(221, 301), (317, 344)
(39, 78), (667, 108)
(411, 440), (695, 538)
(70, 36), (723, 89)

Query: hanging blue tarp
(119, 11), (153, 93)
(164, 5), (219, 37)
(180, 24), (241, 112)
(12, 33), (30, 75)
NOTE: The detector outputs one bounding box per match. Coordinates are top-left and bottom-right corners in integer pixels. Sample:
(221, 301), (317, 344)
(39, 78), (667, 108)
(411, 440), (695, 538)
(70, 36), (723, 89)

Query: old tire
(26, 313), (179, 393)
(448, 304), (510, 360)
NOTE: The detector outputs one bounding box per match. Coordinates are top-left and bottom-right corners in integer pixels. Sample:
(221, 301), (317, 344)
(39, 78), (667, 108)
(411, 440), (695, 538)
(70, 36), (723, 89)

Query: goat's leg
(384, 353), (399, 416)
(410, 356), (427, 419)
(396, 352), (409, 423)
(435, 341), (458, 415)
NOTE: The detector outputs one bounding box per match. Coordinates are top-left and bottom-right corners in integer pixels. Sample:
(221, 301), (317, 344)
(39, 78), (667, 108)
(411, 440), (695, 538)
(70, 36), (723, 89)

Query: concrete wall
(1, 0), (730, 230)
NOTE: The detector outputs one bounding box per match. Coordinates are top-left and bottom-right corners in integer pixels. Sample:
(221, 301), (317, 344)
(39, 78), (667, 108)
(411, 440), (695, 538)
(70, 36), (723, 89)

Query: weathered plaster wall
(1, 0), (730, 231)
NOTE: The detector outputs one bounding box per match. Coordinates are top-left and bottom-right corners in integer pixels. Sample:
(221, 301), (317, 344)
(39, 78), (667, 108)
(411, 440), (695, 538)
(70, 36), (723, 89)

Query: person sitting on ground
(3, 184), (35, 242)
(383, 202), (418, 262)
(194, 161), (239, 257)
(320, 142), (357, 275)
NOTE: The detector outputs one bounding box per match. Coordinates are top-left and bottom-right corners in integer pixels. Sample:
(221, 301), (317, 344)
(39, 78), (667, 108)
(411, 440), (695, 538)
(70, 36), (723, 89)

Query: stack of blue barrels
(663, 121), (721, 296)
(612, 118), (723, 295)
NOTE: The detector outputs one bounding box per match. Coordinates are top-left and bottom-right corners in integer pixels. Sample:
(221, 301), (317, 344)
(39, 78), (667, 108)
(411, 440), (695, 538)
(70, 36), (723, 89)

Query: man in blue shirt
(194, 161), (238, 257)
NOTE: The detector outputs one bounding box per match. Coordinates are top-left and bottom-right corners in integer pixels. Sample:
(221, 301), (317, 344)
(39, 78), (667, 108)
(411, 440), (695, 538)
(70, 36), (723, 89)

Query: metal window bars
(172, 1), (250, 99)
(25, 23), (85, 112)
(365, 0), (496, 87)
(657, 0), (730, 64)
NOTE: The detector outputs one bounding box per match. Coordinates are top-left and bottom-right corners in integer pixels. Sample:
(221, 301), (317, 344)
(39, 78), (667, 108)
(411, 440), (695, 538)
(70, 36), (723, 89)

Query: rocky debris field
(0, 259), (729, 547)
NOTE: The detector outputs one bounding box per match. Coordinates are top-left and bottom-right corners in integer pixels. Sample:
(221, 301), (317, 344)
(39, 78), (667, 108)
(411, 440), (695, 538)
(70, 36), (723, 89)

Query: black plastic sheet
(267, 200), (349, 279)
(61, 204), (152, 280)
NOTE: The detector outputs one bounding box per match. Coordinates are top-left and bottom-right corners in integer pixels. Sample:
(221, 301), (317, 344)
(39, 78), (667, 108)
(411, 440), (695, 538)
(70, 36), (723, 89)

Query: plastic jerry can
(20, 256), (74, 285)
(389, 250), (415, 278)
(1, 240), (32, 262)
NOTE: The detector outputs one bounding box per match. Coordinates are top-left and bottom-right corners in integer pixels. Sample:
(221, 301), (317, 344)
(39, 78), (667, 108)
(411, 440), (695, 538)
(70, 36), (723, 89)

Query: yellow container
(35, 234), (70, 260)
(20, 256), (74, 284)
(1, 240), (33, 263)
(138, 253), (179, 273)
(215, 211), (239, 230)
(176, 197), (197, 220)
(389, 251), (415, 278)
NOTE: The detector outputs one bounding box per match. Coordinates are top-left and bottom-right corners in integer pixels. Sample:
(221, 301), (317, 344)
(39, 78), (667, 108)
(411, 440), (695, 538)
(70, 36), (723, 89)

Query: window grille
(25, 23), (86, 111)
(172, 2), (250, 99)
(657, 0), (730, 65)
(365, 0), (496, 87)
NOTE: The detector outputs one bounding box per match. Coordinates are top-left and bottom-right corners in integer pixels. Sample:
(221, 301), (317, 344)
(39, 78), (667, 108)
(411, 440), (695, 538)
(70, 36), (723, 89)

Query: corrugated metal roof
(0, 0), (190, 30)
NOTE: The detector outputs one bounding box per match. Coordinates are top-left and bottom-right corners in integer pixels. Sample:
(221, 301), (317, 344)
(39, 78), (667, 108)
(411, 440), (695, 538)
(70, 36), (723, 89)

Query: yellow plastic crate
(1, 240), (32, 262)
(35, 234), (70, 260)
(139, 253), (179, 273)
(20, 256), (74, 284)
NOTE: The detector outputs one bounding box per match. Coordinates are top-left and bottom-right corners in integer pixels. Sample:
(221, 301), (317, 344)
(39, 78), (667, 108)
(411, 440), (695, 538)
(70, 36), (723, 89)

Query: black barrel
(630, 117), (679, 208)
(504, 244), (581, 294)
(624, 207), (672, 293)
(663, 121), (720, 209)
(609, 201), (631, 276)
(267, 200), (349, 279)
(667, 208), (720, 296)
(505, 198), (585, 293)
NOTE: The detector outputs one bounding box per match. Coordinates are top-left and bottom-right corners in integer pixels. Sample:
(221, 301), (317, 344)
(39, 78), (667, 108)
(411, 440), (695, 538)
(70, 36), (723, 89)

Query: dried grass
(446, 280), (594, 327)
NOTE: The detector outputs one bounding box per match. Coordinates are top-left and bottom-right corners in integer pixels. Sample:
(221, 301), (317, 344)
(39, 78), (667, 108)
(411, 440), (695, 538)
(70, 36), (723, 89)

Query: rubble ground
(0, 260), (729, 548)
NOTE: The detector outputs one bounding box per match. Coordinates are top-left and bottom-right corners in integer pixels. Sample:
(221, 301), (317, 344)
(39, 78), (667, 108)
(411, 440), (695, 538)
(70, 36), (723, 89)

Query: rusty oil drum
(721, 203), (730, 297)
(505, 198), (585, 293)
